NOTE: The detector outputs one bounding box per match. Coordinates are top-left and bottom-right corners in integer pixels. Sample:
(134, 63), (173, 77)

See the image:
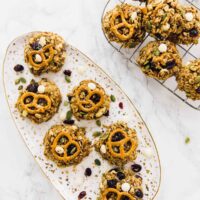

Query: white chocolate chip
(143, 147), (153, 158)
(88, 82), (96, 90)
(22, 110), (28, 117)
(185, 12), (193, 22)
(39, 36), (46, 46)
(162, 23), (170, 31)
(77, 66), (87, 75)
(121, 183), (131, 192)
(55, 146), (64, 155)
(100, 145), (107, 154)
(130, 12), (137, 21)
(158, 43), (167, 53)
(35, 54), (42, 62)
(38, 85), (45, 93)
(59, 112), (66, 121)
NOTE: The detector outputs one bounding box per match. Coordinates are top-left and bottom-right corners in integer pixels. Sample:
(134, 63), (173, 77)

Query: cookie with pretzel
(16, 78), (62, 123)
(137, 41), (182, 80)
(44, 124), (91, 167)
(24, 32), (67, 75)
(68, 80), (110, 120)
(103, 4), (146, 48)
(98, 168), (143, 200)
(95, 122), (138, 166)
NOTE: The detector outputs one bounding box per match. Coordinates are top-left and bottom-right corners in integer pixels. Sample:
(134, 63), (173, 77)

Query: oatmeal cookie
(44, 124), (91, 167)
(144, 0), (183, 42)
(16, 78), (62, 123)
(98, 168), (143, 200)
(176, 59), (200, 100)
(103, 4), (146, 48)
(137, 40), (182, 80)
(176, 6), (200, 45)
(95, 122), (138, 166)
(68, 80), (110, 120)
(24, 32), (67, 75)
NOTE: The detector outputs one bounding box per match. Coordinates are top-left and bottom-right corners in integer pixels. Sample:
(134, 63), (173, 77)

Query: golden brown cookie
(137, 40), (182, 80)
(68, 80), (110, 120)
(95, 122), (138, 166)
(176, 59), (200, 100)
(16, 78), (62, 123)
(24, 32), (67, 75)
(44, 124), (91, 167)
(103, 4), (146, 48)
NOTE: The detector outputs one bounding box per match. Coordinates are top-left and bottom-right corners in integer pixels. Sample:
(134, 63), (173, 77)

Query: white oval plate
(3, 32), (161, 200)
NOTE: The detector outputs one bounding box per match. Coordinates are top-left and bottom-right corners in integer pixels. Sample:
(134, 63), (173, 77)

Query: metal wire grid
(102, 0), (200, 111)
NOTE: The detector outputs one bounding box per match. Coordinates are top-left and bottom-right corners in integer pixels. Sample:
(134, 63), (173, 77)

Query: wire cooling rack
(102, 0), (200, 111)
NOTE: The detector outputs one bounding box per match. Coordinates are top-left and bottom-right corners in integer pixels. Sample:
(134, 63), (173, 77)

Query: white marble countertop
(0, 0), (200, 199)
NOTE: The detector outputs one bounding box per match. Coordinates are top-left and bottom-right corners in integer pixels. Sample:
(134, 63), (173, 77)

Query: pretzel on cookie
(51, 132), (81, 162)
(75, 85), (105, 113)
(102, 188), (136, 200)
(110, 6), (135, 41)
(19, 92), (52, 114)
(107, 128), (137, 158)
(27, 44), (54, 70)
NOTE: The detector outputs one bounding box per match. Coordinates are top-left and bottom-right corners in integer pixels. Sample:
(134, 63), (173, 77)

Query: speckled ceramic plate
(3, 32), (161, 200)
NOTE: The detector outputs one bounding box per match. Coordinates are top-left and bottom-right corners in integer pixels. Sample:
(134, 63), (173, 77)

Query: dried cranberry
(189, 28), (198, 37)
(155, 33), (163, 40)
(26, 83), (39, 93)
(112, 132), (125, 142)
(14, 64), (24, 72)
(31, 42), (42, 50)
(135, 189), (143, 198)
(168, 33), (178, 42)
(84, 168), (92, 176)
(117, 171), (125, 180)
(121, 196), (130, 200)
(104, 110), (109, 116)
(196, 87), (200, 93)
(63, 70), (72, 76)
(165, 60), (176, 69)
(119, 102), (123, 109)
(78, 191), (86, 199)
(107, 179), (118, 188)
(63, 119), (75, 125)
(131, 164), (142, 173)
(90, 94), (101, 103)
(68, 95), (72, 102)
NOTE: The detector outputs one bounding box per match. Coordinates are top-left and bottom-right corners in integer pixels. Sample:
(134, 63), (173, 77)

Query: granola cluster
(176, 59), (200, 100)
(16, 78), (62, 123)
(95, 122), (138, 166)
(25, 32), (67, 75)
(137, 40), (182, 80)
(44, 124), (91, 167)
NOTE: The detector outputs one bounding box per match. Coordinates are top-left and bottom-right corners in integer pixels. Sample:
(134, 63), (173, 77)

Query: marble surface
(0, 0), (200, 199)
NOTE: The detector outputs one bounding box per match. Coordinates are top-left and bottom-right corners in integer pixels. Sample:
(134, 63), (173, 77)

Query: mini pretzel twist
(28, 44), (54, 70)
(51, 132), (81, 162)
(75, 85), (104, 112)
(107, 128), (137, 158)
(102, 188), (136, 200)
(19, 92), (52, 114)
(110, 6), (135, 41)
